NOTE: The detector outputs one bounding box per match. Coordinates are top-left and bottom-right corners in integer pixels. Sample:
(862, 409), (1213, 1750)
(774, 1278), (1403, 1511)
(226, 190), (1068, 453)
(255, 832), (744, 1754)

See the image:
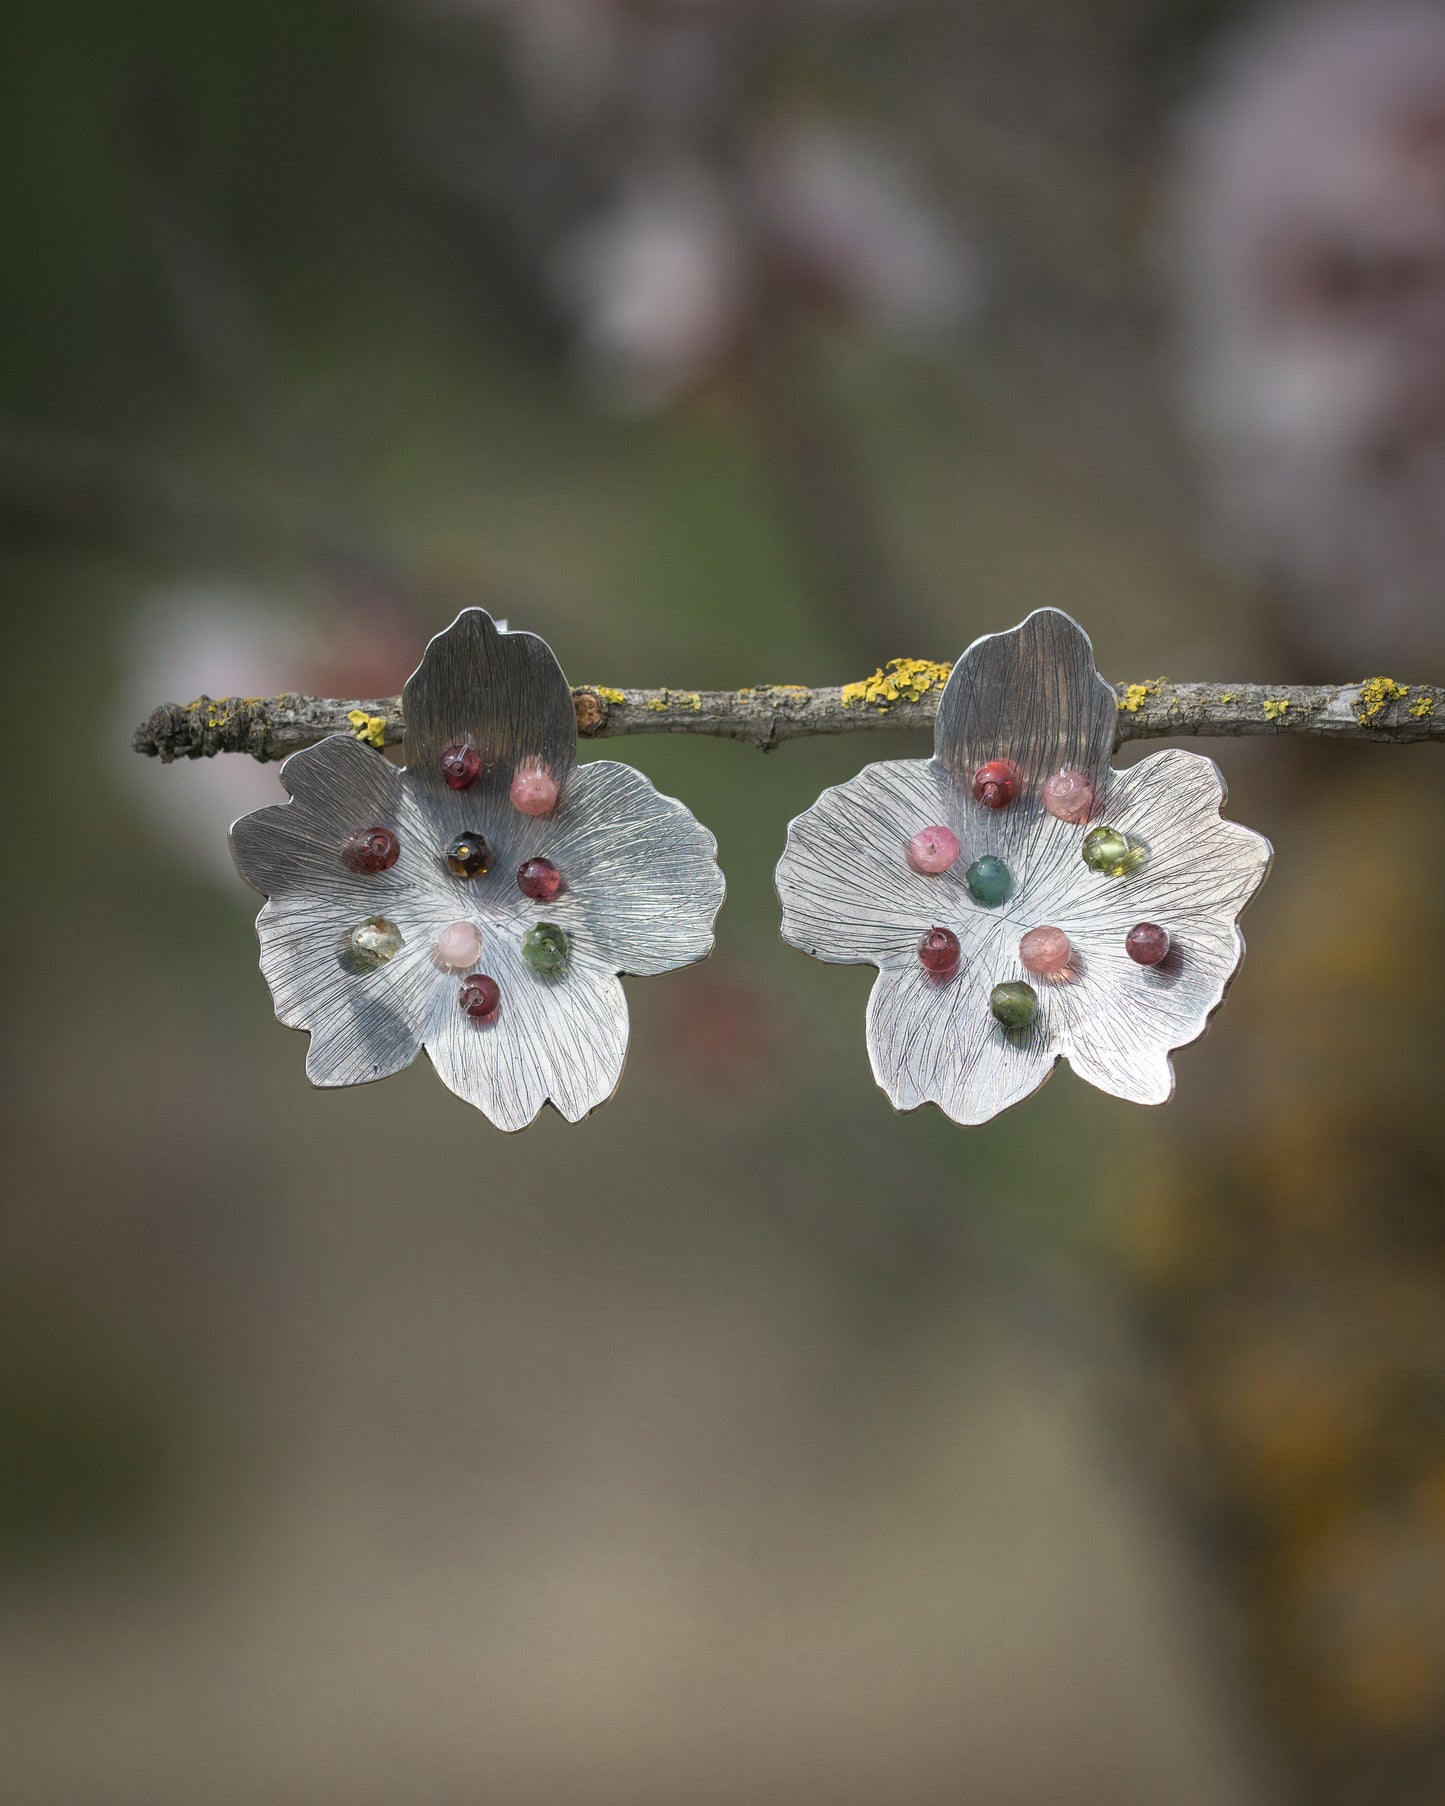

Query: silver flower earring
(229, 608), (725, 1130)
(775, 609), (1271, 1125)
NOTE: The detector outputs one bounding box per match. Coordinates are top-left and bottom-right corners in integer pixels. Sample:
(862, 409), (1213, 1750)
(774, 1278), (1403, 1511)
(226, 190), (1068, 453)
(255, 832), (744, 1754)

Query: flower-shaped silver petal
(775, 609), (1272, 1125)
(230, 609), (725, 1130)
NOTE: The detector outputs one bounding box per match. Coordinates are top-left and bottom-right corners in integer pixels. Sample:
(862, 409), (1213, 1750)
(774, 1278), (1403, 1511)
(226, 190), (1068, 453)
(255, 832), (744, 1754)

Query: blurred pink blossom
(1169, 1), (1445, 666)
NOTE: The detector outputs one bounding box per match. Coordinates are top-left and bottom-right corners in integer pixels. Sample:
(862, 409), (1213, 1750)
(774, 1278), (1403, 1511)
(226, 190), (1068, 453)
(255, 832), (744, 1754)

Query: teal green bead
(1082, 825), (1147, 877)
(965, 855), (1013, 906)
(521, 921), (570, 978)
(990, 980), (1038, 1030)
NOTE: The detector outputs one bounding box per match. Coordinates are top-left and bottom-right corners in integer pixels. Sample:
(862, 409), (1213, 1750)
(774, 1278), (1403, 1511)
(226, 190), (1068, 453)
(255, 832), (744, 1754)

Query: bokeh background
(6, 2), (1445, 1802)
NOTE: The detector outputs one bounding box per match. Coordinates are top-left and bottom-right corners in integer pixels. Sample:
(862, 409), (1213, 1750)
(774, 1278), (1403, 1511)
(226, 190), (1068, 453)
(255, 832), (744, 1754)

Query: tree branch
(134, 672), (1445, 761)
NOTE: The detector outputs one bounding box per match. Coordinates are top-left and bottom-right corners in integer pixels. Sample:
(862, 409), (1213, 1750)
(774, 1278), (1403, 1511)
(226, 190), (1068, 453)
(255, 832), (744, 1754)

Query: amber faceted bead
(342, 826), (399, 874)
(445, 833), (491, 878)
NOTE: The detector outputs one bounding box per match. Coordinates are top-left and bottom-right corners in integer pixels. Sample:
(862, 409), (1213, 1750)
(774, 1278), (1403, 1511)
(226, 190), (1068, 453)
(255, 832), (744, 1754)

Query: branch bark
(134, 673), (1445, 762)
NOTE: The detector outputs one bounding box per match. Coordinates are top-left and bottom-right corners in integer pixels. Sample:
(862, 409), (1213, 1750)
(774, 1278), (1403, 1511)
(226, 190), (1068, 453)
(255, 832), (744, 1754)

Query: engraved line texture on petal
(539, 761), (725, 976)
(866, 958), (1057, 1125)
(254, 895), (438, 1087)
(229, 733), (408, 901)
(933, 609), (1119, 874)
(776, 759), (958, 967)
(401, 608), (579, 807)
(424, 933), (629, 1132)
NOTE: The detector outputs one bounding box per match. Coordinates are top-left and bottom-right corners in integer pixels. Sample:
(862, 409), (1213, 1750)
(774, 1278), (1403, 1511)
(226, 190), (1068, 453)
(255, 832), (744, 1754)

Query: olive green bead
(1081, 825), (1147, 877)
(965, 855), (1013, 907)
(521, 921), (570, 978)
(990, 980), (1039, 1030)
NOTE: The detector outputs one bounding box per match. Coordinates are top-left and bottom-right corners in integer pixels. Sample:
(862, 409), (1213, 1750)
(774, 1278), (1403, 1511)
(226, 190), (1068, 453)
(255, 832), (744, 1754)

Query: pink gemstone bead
(511, 764), (560, 816)
(918, 926), (961, 975)
(433, 920), (483, 971)
(906, 825), (961, 875)
(1126, 923), (1170, 967)
(972, 759), (1022, 809)
(1041, 768), (1094, 824)
(1019, 925), (1073, 977)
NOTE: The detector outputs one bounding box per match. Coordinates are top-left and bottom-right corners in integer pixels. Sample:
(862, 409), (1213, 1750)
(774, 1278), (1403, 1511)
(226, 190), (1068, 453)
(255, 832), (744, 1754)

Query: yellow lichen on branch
(347, 709), (388, 749)
(1120, 679), (1164, 714)
(841, 658), (953, 710)
(1355, 677), (1410, 722)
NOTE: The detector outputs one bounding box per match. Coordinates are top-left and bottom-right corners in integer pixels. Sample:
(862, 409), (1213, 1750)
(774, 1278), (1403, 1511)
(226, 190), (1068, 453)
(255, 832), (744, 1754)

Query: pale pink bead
(906, 824), (961, 875)
(510, 764), (560, 816)
(1019, 925), (1073, 977)
(433, 920), (483, 971)
(1041, 768), (1094, 824)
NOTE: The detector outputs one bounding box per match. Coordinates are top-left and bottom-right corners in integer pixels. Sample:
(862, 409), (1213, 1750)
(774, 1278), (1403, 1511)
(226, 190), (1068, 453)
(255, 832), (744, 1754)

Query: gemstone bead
(511, 764), (560, 817)
(906, 825), (961, 875)
(340, 916), (403, 972)
(459, 973), (501, 1022)
(972, 759), (1022, 809)
(342, 826), (399, 873)
(517, 857), (565, 902)
(521, 921), (570, 977)
(1126, 922), (1171, 967)
(918, 926), (961, 974)
(445, 832), (491, 878)
(1082, 826), (1147, 877)
(965, 855), (1013, 906)
(1041, 768), (1094, 824)
(440, 741), (483, 790)
(433, 920), (483, 971)
(990, 980), (1038, 1029)
(1019, 925), (1072, 977)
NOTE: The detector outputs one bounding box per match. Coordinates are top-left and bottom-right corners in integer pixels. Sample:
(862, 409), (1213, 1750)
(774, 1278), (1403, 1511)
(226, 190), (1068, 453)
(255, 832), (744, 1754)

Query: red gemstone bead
(460, 973), (501, 1021)
(918, 926), (961, 975)
(1126, 923), (1170, 967)
(972, 759), (1022, 809)
(342, 826), (399, 873)
(517, 857), (565, 902)
(440, 741), (483, 790)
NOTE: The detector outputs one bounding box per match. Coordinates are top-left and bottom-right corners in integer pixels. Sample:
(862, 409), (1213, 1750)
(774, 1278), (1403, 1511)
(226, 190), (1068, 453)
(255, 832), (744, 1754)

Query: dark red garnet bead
(918, 926), (962, 975)
(1126, 923), (1171, 967)
(517, 857), (565, 902)
(971, 759), (1022, 809)
(342, 826), (400, 873)
(440, 741), (483, 790)
(459, 973), (501, 1021)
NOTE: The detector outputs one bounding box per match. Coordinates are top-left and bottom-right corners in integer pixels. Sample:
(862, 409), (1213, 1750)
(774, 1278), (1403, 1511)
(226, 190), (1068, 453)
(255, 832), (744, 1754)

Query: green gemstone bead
(965, 855), (1013, 906)
(339, 915), (404, 973)
(1081, 825), (1147, 877)
(990, 980), (1038, 1030)
(521, 921), (570, 978)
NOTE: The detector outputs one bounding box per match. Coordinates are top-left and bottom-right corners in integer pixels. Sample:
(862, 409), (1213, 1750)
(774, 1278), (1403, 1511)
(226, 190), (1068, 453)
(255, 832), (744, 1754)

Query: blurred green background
(5, 2), (1445, 1802)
